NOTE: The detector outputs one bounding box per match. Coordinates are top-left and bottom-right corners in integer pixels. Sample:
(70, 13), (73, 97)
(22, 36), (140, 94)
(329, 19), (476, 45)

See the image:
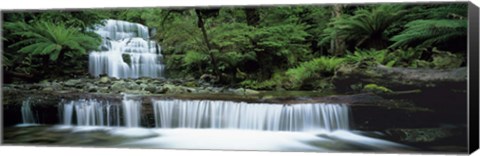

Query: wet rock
(42, 87), (54, 91)
(153, 86), (167, 94)
(385, 128), (459, 143)
(110, 81), (127, 93)
(184, 81), (199, 88)
(126, 82), (141, 90)
(162, 84), (196, 94)
(245, 89), (260, 95)
(123, 90), (151, 95)
(144, 85), (157, 93)
(135, 79), (149, 85)
(64, 79), (82, 88)
(234, 88), (260, 95)
(200, 74), (217, 83)
(86, 84), (98, 92)
(97, 87), (109, 93)
(99, 76), (110, 84)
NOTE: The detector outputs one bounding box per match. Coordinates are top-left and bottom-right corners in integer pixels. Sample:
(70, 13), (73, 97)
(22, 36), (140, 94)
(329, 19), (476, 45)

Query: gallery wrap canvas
(1, 1), (479, 155)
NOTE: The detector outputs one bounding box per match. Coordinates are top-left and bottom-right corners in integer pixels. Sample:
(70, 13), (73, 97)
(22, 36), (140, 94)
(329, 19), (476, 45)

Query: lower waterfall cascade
(152, 99), (350, 131)
(50, 97), (350, 132)
(13, 97), (413, 151)
(60, 97), (141, 127)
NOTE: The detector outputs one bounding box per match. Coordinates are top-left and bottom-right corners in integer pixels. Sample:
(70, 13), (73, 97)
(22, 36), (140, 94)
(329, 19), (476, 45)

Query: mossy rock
(184, 81), (199, 88)
(99, 76), (110, 84)
(362, 84), (393, 93)
(386, 128), (453, 143)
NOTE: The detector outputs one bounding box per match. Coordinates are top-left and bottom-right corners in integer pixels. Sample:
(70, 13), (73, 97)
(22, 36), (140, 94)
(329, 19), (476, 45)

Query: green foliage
(253, 23), (310, 66)
(283, 57), (345, 89)
(362, 84), (393, 93)
(183, 51), (208, 66)
(431, 50), (464, 69)
(2, 10), (105, 81)
(321, 4), (406, 49)
(390, 4), (467, 51)
(2, 4), (468, 85)
(345, 49), (388, 65)
(6, 21), (101, 61)
(385, 48), (424, 67)
(390, 19), (467, 48)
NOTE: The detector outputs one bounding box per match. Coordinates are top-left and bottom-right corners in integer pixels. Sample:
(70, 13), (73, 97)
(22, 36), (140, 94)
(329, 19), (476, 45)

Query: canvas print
(1, 3), (469, 154)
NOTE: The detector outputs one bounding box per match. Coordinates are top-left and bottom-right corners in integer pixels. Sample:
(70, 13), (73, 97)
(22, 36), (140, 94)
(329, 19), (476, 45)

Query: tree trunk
(243, 8), (260, 26)
(331, 4), (346, 56)
(195, 9), (220, 81)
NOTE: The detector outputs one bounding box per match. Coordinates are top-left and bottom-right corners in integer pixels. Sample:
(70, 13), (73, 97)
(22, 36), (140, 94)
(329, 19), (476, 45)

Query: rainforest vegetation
(1, 4), (470, 151)
(2, 3), (468, 91)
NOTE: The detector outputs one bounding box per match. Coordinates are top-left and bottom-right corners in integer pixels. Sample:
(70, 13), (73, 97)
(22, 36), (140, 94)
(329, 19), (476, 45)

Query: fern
(6, 21), (101, 61)
(320, 4), (406, 49)
(283, 57), (345, 89)
(390, 19), (467, 48)
(345, 49), (388, 64)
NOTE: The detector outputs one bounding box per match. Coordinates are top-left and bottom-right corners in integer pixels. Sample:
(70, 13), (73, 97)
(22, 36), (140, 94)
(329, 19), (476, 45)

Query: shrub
(345, 49), (388, 65)
(283, 57), (345, 89)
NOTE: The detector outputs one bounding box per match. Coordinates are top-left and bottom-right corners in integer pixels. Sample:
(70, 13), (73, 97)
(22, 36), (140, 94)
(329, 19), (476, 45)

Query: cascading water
(152, 99), (350, 132)
(61, 96), (141, 127)
(88, 19), (165, 79)
(21, 99), (37, 124)
(12, 97), (410, 151)
(122, 95), (142, 127)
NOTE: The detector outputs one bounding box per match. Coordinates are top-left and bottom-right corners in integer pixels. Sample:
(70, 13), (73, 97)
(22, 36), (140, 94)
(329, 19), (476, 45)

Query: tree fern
(6, 21), (101, 62)
(389, 19), (467, 48)
(320, 4), (406, 50)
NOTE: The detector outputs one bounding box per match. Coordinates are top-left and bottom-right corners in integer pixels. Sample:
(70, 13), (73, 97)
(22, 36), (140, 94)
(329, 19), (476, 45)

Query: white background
(0, 0), (479, 156)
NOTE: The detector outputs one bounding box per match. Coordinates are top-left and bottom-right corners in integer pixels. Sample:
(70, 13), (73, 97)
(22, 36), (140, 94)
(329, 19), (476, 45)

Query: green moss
(184, 81), (199, 88)
(432, 52), (463, 69)
(362, 84), (393, 93)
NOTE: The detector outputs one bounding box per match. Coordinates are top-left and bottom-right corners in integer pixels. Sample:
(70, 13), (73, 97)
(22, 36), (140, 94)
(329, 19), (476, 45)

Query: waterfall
(61, 96), (141, 127)
(58, 97), (350, 131)
(152, 100), (350, 132)
(88, 19), (165, 79)
(21, 99), (37, 124)
(122, 96), (142, 127)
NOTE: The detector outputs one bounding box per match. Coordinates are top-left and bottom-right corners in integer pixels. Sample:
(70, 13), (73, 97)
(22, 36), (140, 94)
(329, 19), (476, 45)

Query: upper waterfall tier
(95, 20), (150, 40)
(89, 19), (165, 79)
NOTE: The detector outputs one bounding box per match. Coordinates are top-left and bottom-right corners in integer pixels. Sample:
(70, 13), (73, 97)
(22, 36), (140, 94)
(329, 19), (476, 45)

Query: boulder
(245, 89), (260, 95)
(42, 87), (54, 91)
(64, 79), (82, 87)
(99, 76), (110, 84)
(234, 88), (260, 95)
(110, 81), (127, 93)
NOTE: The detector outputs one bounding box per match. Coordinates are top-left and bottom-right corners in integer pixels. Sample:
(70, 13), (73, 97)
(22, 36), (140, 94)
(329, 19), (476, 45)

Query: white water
(61, 97), (141, 127)
(89, 19), (164, 78)
(17, 97), (411, 151)
(152, 100), (350, 132)
(21, 99), (36, 124)
(117, 129), (409, 151)
(122, 96), (142, 127)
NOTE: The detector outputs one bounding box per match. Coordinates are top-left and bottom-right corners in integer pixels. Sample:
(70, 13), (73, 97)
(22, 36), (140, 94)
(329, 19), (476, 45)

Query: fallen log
(332, 64), (467, 92)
